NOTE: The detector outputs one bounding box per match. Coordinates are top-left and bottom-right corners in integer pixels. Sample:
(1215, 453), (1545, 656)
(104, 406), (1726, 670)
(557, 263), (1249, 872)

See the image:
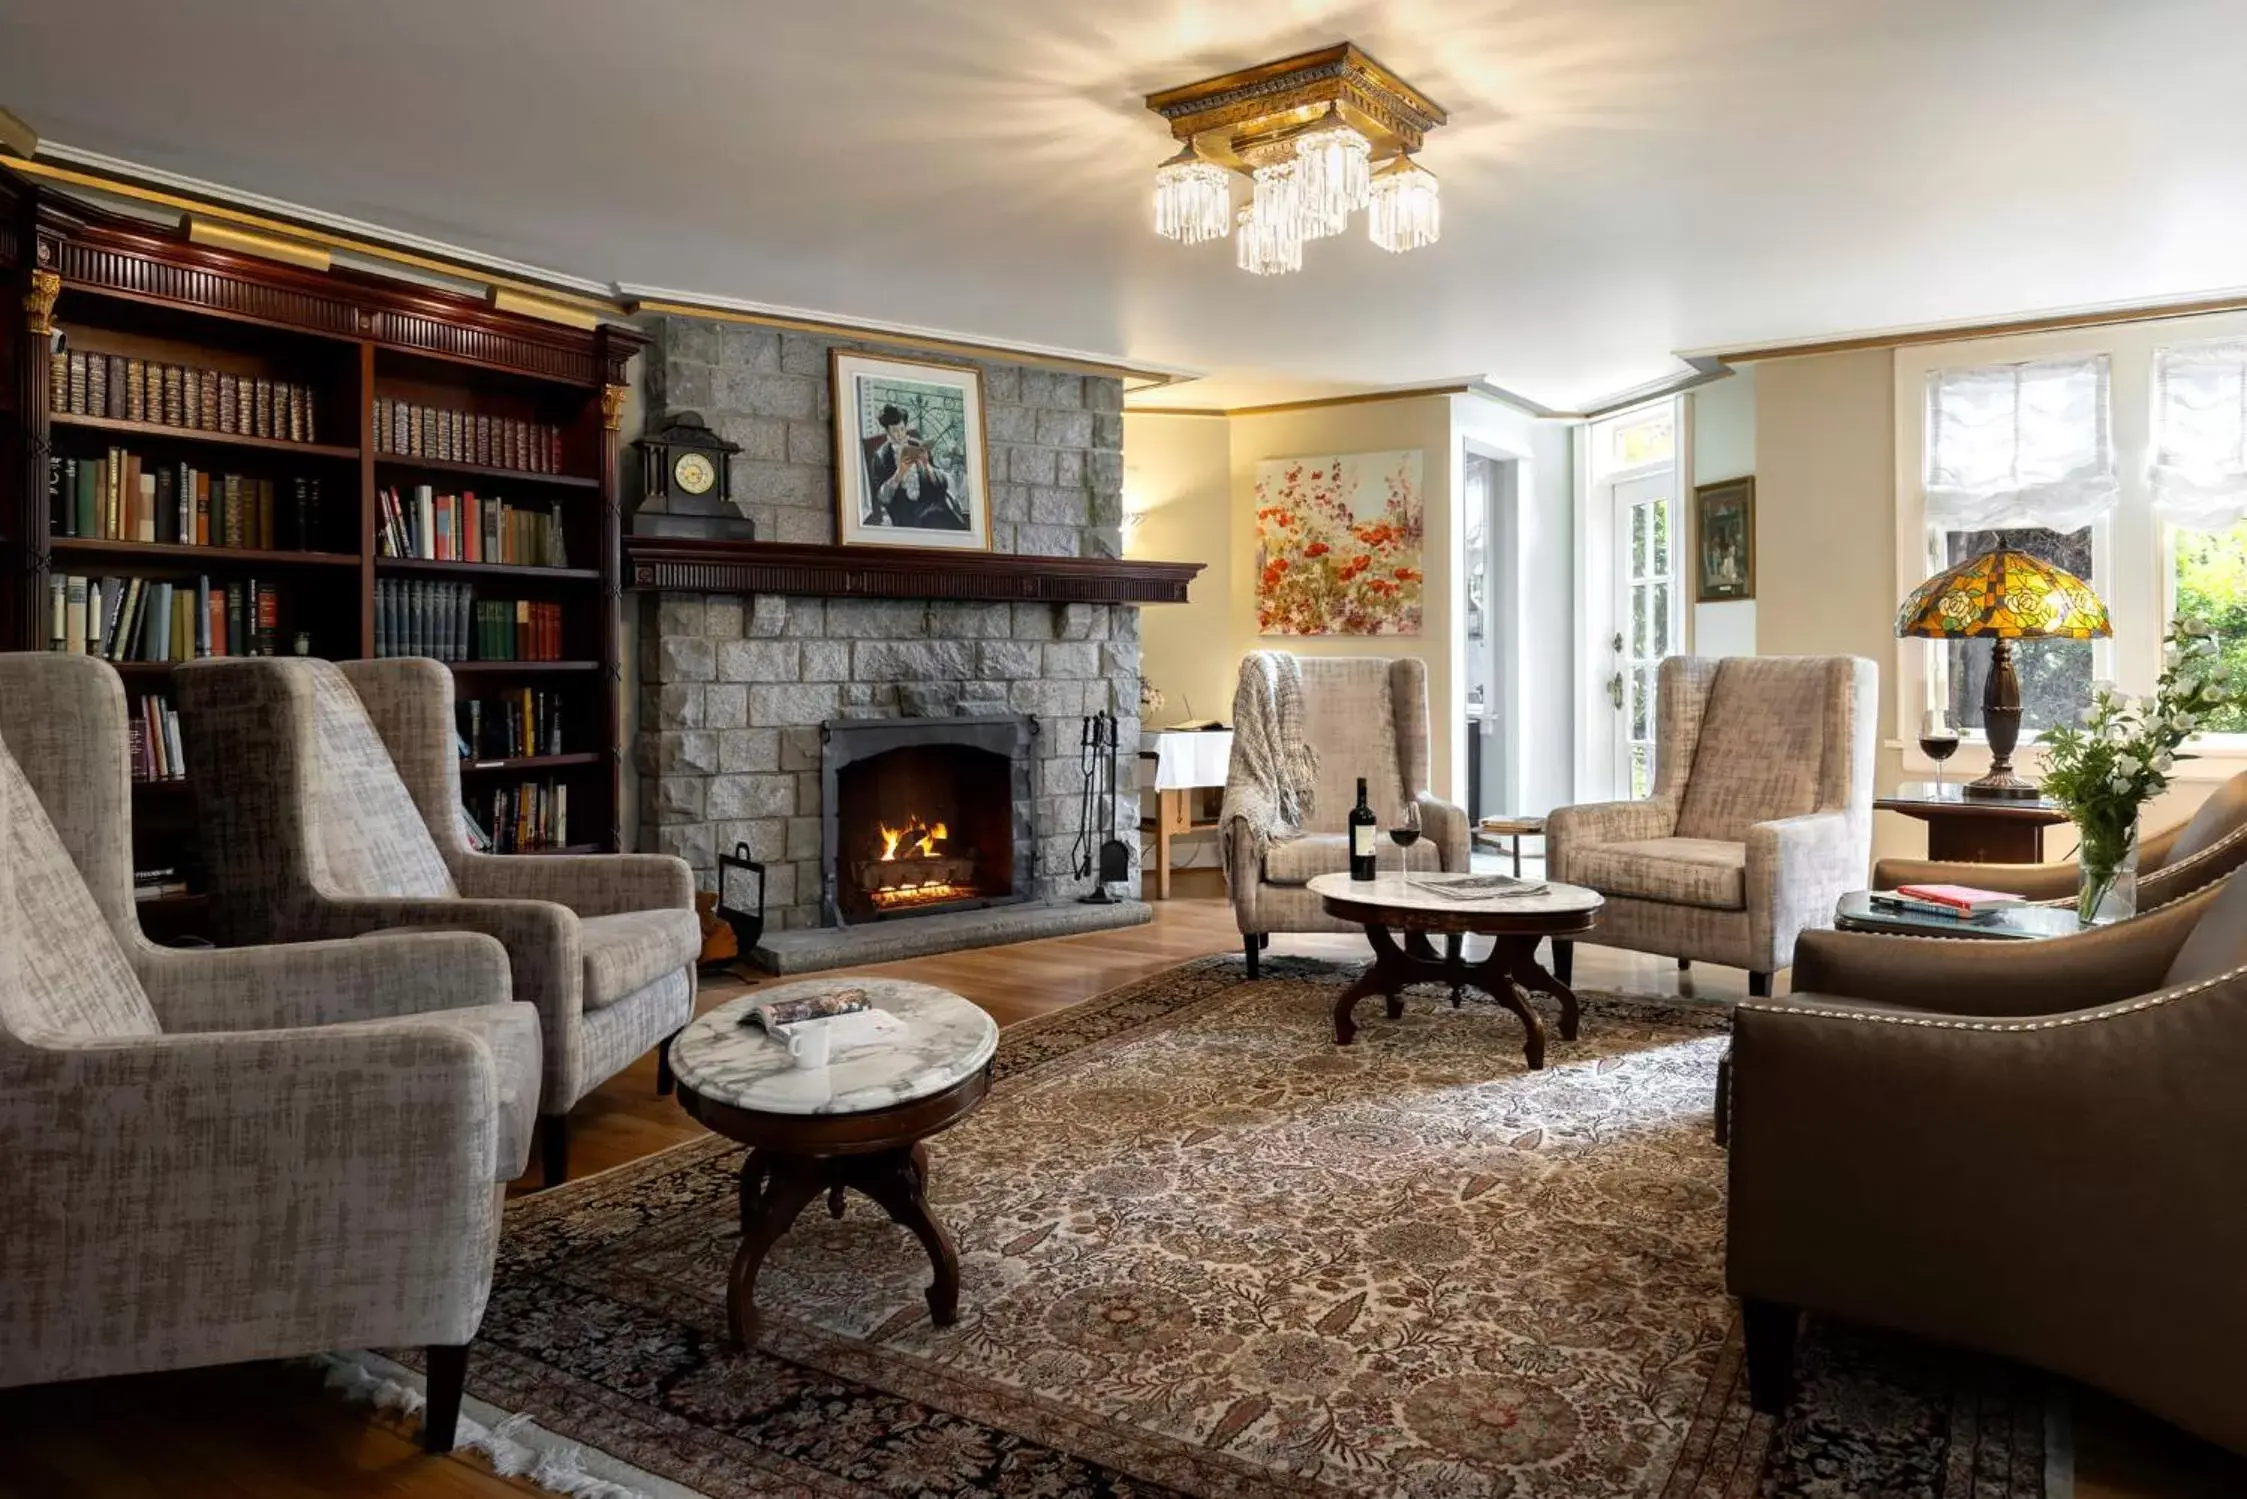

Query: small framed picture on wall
(831, 350), (992, 552)
(1693, 476), (1755, 602)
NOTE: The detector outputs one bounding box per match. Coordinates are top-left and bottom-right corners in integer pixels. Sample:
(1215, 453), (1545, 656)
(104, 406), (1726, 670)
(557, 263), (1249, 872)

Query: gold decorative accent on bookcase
(23, 268), (60, 337)
(601, 384), (628, 431)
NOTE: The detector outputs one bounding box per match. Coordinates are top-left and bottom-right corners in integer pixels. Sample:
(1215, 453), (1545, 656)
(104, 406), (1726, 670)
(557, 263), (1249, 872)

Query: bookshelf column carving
(10, 264), (60, 646)
(23, 267), (60, 335)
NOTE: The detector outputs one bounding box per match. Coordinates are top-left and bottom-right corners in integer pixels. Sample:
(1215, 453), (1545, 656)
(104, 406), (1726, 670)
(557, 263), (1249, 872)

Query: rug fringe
(316, 1351), (706, 1499)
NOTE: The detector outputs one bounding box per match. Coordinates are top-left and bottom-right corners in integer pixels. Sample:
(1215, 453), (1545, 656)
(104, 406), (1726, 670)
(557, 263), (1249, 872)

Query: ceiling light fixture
(1144, 44), (1447, 277)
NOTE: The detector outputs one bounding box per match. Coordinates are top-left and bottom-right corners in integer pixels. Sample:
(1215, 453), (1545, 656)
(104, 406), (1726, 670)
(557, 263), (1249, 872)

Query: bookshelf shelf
(54, 537), (362, 568)
(7, 171), (648, 934)
(446, 660), (602, 675)
(375, 557), (601, 582)
(460, 752), (604, 773)
(375, 454), (601, 490)
(53, 412), (361, 461)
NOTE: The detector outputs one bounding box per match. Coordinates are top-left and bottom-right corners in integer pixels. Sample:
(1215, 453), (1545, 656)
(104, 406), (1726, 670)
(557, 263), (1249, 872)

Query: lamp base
(1964, 768), (2044, 799)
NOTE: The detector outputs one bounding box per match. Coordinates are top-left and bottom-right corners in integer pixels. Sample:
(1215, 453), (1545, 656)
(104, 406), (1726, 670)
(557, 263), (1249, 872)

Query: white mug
(784, 1022), (832, 1070)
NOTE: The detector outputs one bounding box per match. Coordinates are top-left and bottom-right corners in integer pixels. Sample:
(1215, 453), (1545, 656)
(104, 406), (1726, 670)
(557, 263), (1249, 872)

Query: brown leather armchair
(1874, 768), (2247, 909)
(1725, 871), (2247, 1455)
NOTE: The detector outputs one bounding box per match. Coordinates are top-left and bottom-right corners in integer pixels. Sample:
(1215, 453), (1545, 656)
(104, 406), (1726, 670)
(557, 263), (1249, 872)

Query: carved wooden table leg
(1475, 936), (1549, 1071)
(851, 1146), (962, 1326)
(1509, 944), (1582, 1041)
(728, 1157), (824, 1350)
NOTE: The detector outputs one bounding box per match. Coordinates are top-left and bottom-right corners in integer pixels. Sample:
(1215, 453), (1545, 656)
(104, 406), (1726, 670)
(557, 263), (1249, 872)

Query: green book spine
(74, 459), (98, 537)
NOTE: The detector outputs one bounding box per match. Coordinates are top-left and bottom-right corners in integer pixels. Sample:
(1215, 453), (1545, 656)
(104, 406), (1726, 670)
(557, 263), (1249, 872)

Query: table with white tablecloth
(1139, 729), (1234, 898)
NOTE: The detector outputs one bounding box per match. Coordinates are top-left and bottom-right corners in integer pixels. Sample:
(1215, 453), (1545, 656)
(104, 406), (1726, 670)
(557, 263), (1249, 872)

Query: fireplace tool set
(1073, 710), (1132, 903)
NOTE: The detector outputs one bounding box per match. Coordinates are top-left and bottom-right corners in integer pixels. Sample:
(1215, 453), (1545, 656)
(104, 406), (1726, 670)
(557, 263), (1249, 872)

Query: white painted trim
(1681, 283), (2247, 363)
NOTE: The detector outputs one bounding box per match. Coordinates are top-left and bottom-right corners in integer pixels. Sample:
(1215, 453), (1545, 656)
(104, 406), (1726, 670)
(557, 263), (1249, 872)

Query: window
(2155, 339), (2247, 734)
(2172, 520), (2247, 733)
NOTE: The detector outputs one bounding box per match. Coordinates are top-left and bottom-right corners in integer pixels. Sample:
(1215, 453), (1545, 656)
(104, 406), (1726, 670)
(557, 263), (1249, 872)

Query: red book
(1892, 883), (2026, 915)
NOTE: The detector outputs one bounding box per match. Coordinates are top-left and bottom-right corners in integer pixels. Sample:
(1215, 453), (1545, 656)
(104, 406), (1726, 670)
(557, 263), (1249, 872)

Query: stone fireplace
(822, 714), (1035, 924)
(627, 314), (1198, 965)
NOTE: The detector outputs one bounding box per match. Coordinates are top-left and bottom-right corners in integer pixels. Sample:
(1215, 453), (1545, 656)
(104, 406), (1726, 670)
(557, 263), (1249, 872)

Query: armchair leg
(422, 1343), (469, 1452)
(1712, 1052), (1732, 1148)
(1550, 939), (1573, 985)
(1244, 937), (1261, 980)
(1740, 1299), (1800, 1415)
(1678, 957), (1691, 970)
(539, 1115), (570, 1188)
(656, 1029), (682, 1097)
(1748, 971), (1772, 999)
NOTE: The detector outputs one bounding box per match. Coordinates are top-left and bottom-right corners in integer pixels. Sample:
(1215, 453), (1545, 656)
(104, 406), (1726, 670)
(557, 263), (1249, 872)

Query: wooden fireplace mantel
(624, 536), (1202, 605)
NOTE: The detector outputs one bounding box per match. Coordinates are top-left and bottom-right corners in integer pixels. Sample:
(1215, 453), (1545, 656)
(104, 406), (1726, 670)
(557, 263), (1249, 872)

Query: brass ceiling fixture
(1143, 44), (1448, 276)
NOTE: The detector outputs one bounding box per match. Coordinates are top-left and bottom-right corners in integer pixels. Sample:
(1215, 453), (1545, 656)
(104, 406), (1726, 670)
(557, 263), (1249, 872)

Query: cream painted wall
(1122, 412), (1234, 725)
(1688, 370), (1757, 658)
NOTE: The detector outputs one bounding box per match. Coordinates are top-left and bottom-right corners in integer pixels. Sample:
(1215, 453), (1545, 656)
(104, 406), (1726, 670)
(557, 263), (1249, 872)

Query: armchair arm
(134, 930), (512, 1035)
(1746, 810), (1868, 968)
(2, 1022), (502, 1375)
(1415, 793), (1471, 873)
(1223, 815), (1265, 932)
(1725, 968), (2247, 1452)
(454, 851), (693, 917)
(1789, 880), (2212, 1015)
(1545, 799), (1670, 881)
(1873, 855), (2081, 903)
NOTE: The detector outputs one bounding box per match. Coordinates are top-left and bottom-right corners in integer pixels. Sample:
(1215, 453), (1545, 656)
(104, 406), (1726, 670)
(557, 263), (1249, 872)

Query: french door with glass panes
(1611, 470), (1680, 798)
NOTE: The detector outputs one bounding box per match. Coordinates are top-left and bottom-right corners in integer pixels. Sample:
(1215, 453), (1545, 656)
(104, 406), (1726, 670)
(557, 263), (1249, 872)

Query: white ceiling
(7, 0), (2247, 410)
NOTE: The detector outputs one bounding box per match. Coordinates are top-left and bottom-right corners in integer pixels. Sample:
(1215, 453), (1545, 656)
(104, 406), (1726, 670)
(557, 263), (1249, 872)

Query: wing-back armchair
(1223, 655), (1468, 977)
(1726, 870), (2247, 1455)
(1875, 767), (2247, 910)
(174, 656), (701, 1185)
(1547, 655), (1876, 994)
(0, 653), (530, 1451)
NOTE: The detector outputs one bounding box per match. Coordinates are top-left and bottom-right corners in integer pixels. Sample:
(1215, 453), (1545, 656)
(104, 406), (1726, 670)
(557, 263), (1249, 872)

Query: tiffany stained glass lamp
(1897, 547), (2112, 798)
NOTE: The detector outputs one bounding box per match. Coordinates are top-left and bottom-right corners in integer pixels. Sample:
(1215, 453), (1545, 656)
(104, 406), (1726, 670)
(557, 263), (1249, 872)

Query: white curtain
(2151, 339), (2247, 531)
(1923, 354), (2119, 531)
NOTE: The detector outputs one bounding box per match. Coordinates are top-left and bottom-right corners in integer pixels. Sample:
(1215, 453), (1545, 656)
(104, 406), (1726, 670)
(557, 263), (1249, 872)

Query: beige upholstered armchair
(0, 653), (530, 1451)
(1726, 870), (2247, 1455)
(1223, 655), (1469, 978)
(1875, 767), (2247, 910)
(174, 657), (700, 1185)
(1547, 656), (1876, 995)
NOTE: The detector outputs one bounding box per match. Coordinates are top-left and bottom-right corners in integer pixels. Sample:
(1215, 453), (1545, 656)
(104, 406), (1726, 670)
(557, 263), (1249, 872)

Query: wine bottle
(1348, 776), (1378, 881)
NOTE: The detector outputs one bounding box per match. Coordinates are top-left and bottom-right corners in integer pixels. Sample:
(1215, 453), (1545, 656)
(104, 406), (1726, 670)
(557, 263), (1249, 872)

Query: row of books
(375, 579), (567, 662)
(130, 695), (187, 783)
(49, 450), (323, 550)
(462, 780), (571, 854)
(52, 347), (319, 443)
(375, 399), (566, 476)
(48, 574), (282, 660)
(376, 485), (569, 566)
(133, 866), (192, 903)
(459, 690), (568, 761)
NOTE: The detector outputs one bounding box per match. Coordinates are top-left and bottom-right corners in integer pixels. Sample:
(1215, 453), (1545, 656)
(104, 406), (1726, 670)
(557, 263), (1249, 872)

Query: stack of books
(53, 350), (317, 442)
(130, 695), (187, 782)
(462, 779), (569, 853)
(48, 574), (280, 659)
(47, 451), (321, 549)
(374, 400), (565, 475)
(1867, 883), (2028, 926)
(375, 580), (564, 662)
(377, 484), (567, 566)
(459, 691), (566, 760)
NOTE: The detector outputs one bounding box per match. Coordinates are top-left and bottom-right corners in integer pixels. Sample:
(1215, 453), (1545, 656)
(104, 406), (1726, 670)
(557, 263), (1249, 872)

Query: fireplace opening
(821, 715), (1036, 925)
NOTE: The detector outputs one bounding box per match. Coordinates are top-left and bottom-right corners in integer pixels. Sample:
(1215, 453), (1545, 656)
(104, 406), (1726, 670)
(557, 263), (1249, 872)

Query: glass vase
(2075, 815), (2140, 927)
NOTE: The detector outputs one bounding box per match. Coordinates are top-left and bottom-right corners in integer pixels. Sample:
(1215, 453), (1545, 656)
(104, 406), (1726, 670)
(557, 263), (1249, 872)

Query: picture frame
(830, 350), (991, 552)
(1693, 475), (1756, 602)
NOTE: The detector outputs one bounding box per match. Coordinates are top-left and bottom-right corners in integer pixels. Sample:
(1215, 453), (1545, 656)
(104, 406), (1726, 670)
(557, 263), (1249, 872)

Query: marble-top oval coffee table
(670, 977), (997, 1348)
(1308, 871), (1603, 1070)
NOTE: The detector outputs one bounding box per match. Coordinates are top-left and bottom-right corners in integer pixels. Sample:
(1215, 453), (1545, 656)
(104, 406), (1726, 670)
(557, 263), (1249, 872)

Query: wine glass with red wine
(1920, 708), (1960, 793)
(1388, 801), (1422, 870)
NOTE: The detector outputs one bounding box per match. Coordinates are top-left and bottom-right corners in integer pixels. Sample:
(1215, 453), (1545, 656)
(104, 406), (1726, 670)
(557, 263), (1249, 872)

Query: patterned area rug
(451, 956), (2055, 1498)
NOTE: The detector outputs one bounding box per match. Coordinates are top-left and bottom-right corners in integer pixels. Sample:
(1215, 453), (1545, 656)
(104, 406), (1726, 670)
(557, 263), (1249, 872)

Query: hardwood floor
(1, 869), (2236, 1497)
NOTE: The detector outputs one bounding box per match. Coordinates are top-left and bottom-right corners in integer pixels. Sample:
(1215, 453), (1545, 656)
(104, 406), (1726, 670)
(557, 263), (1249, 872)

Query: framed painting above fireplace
(832, 350), (992, 552)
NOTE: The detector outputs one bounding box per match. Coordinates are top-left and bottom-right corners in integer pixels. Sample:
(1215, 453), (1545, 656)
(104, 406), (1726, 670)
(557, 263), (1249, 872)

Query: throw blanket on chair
(1221, 650), (1320, 873)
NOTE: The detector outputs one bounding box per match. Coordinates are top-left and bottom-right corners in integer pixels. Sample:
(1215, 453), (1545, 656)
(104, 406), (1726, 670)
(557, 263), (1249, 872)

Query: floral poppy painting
(1254, 450), (1425, 636)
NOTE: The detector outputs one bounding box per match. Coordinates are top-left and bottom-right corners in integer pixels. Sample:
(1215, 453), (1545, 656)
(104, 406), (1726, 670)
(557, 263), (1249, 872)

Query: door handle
(1605, 672), (1624, 710)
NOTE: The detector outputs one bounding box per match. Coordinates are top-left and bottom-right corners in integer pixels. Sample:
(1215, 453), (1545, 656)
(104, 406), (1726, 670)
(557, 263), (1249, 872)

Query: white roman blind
(2151, 338), (2247, 530)
(1923, 354), (2119, 530)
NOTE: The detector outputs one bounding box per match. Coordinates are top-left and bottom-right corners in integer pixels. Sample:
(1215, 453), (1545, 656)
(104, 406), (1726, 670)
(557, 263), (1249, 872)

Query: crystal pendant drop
(1151, 147), (1233, 245)
(1366, 154), (1441, 253)
(1294, 115), (1370, 239)
(1236, 201), (1302, 276)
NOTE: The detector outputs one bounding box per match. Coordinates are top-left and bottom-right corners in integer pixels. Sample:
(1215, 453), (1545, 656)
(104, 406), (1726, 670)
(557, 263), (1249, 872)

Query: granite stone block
(855, 639), (974, 681)
(719, 727), (781, 772)
(1036, 408), (1095, 450)
(704, 683), (747, 727)
(717, 639), (801, 683)
(750, 683), (841, 725)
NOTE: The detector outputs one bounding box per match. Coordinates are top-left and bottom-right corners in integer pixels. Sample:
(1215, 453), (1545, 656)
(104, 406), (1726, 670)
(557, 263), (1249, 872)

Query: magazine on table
(1408, 873), (1550, 901)
(738, 987), (874, 1031)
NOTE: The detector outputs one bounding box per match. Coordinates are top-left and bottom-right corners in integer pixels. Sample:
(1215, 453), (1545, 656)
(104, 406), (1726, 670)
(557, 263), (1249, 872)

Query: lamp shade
(1896, 547), (2112, 641)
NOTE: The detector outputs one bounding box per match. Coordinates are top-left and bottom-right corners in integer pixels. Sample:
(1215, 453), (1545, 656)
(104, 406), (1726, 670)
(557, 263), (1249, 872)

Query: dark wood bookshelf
(5, 171), (646, 945)
(54, 537), (362, 568)
(53, 411), (361, 461)
(375, 556), (600, 581)
(375, 453), (600, 490)
(461, 752), (604, 773)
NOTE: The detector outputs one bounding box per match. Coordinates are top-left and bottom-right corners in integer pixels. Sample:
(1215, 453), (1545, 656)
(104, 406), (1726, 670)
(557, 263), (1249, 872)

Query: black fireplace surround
(819, 715), (1038, 925)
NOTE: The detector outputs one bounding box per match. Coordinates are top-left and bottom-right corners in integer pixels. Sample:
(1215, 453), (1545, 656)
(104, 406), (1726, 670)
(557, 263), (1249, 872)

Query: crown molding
(1690, 287), (2247, 365)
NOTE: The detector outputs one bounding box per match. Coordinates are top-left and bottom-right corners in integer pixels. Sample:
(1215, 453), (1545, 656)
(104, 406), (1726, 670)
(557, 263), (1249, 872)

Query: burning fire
(878, 816), (948, 860)
(869, 880), (974, 911)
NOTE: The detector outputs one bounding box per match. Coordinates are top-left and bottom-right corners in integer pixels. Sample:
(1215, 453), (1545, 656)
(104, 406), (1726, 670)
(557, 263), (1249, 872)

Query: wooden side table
(1473, 816), (1546, 877)
(1875, 781), (2071, 863)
